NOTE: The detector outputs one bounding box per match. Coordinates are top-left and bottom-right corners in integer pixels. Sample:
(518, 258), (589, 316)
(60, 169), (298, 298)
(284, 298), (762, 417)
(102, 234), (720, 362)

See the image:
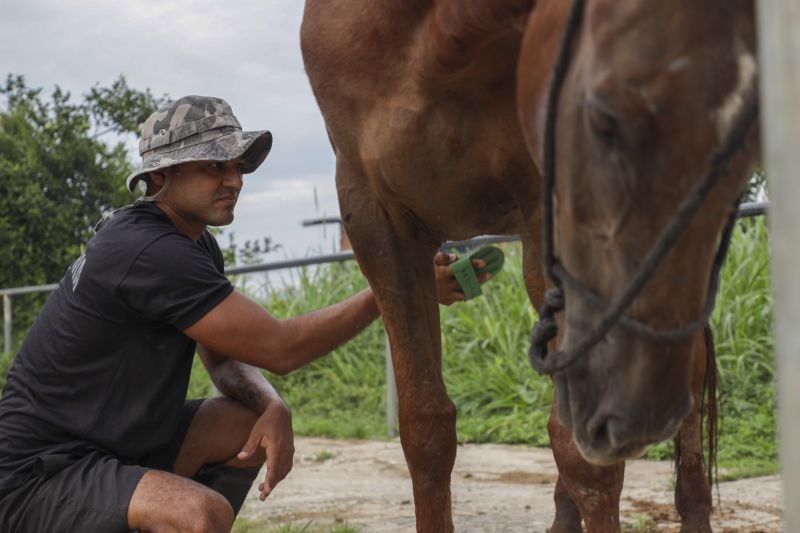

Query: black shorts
(0, 399), (205, 533)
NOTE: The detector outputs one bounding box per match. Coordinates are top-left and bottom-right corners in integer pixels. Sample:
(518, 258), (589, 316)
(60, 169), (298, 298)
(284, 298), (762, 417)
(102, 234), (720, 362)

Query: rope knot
(528, 286), (564, 374)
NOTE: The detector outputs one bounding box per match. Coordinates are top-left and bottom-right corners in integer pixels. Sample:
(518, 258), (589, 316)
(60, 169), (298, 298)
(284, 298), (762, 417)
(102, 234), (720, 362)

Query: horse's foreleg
(674, 329), (713, 532)
(365, 244), (456, 533)
(548, 403), (624, 533)
(522, 240), (623, 533)
(339, 171), (455, 533)
(551, 474), (583, 533)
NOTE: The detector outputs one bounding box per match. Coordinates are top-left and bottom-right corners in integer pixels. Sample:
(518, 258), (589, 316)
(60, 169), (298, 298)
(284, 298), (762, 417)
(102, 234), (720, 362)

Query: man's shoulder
(76, 202), (226, 290)
(98, 202), (175, 239)
(79, 204), (186, 281)
(92, 203), (192, 256)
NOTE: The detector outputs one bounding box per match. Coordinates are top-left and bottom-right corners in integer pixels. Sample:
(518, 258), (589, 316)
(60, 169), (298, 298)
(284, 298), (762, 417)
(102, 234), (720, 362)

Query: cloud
(225, 174), (341, 253)
(3, 0), (341, 258)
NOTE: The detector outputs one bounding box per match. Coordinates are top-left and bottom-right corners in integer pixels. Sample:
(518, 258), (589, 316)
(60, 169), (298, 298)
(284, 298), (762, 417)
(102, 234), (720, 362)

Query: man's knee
(129, 470), (234, 533)
(181, 489), (234, 533)
(193, 464), (261, 517)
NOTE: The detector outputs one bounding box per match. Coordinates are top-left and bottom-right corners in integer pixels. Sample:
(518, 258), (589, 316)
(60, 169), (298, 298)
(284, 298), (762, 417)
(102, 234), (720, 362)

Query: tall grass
(187, 217), (776, 472)
(711, 219), (775, 471)
(0, 218), (775, 472)
(226, 263), (387, 439)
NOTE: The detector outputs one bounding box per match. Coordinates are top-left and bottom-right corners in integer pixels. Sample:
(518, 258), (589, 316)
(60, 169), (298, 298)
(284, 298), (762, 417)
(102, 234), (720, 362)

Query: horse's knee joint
(402, 402), (456, 433)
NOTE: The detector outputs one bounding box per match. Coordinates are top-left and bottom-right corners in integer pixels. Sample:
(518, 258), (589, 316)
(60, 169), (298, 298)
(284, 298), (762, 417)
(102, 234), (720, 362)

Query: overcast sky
(1, 0), (345, 261)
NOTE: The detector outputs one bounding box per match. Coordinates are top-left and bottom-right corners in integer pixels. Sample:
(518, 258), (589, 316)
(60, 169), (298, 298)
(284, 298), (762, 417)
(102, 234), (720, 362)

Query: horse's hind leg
(337, 162), (456, 533)
(674, 329), (714, 532)
(522, 240), (623, 533)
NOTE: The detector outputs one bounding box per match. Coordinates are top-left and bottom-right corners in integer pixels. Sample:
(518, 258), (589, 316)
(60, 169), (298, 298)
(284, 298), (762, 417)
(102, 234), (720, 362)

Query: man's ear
(148, 171), (167, 188)
(146, 171), (168, 196)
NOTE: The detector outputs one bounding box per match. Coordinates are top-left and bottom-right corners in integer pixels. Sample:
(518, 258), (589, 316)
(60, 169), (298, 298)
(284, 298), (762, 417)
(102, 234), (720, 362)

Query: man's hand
(236, 400), (295, 501)
(433, 251), (492, 305)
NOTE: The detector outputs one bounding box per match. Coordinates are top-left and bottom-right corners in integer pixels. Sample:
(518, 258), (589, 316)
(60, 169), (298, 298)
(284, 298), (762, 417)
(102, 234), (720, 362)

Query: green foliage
(3, 168), (777, 477)
(0, 351), (11, 391)
(85, 76), (168, 137)
(439, 255), (551, 445)
(621, 514), (658, 533)
(0, 75), (167, 353)
(711, 218), (776, 470)
(208, 227), (281, 268)
(195, 221), (775, 474)
(187, 353), (218, 399)
(312, 450), (337, 463)
(189, 245), (553, 444)
(744, 165), (767, 201)
(222, 231), (281, 266)
(259, 263), (385, 440)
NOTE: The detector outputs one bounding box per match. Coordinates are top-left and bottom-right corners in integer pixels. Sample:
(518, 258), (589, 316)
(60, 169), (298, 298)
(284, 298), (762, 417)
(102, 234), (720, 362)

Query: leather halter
(528, 0), (759, 375)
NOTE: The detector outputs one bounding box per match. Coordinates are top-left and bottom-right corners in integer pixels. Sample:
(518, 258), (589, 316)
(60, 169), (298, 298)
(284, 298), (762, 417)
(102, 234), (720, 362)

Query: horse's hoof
(679, 519), (712, 533)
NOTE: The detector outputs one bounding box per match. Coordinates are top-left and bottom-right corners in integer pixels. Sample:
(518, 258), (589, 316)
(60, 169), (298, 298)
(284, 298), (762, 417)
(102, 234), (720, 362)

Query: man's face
(159, 159), (245, 228)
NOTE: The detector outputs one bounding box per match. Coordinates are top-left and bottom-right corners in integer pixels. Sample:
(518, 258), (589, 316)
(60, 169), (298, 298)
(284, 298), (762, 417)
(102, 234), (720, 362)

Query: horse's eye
(586, 101), (624, 150)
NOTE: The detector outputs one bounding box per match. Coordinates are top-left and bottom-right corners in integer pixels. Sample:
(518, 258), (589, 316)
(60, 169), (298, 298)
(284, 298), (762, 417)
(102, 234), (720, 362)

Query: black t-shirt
(0, 202), (233, 492)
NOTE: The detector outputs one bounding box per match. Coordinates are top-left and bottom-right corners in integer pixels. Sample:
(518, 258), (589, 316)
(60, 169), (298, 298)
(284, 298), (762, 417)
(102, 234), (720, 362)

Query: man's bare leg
(174, 397), (266, 474)
(128, 397), (266, 532)
(128, 470), (234, 533)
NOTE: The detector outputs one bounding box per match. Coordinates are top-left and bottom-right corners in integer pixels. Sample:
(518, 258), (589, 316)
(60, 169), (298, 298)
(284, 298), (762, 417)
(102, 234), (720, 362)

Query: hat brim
(126, 130), (273, 192)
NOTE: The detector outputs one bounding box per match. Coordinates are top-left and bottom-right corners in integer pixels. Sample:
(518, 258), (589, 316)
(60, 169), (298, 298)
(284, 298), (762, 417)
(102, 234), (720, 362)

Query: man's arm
(199, 343), (286, 415)
(199, 345), (294, 500)
(184, 251), (486, 375)
(185, 288), (379, 376)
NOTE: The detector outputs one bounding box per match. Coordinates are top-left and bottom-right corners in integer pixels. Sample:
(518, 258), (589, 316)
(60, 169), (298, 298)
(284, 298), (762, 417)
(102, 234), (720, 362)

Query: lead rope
(528, 0), (586, 371)
(540, 0), (587, 278)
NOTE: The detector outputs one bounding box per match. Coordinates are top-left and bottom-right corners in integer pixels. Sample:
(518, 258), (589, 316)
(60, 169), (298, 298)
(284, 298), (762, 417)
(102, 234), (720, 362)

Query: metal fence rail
(0, 201), (769, 355)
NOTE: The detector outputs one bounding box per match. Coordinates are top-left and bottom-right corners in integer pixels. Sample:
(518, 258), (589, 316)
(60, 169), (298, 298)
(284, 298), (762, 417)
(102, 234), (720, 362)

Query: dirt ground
(240, 437), (783, 532)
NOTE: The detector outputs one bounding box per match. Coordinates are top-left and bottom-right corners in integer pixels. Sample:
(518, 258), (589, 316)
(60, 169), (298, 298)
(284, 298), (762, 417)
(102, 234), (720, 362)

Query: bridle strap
(552, 201), (737, 343)
(529, 0), (759, 375)
(541, 0), (587, 285)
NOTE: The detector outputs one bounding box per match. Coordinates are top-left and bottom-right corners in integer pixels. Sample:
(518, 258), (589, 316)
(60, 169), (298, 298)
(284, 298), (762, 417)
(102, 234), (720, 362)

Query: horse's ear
(425, 0), (535, 71)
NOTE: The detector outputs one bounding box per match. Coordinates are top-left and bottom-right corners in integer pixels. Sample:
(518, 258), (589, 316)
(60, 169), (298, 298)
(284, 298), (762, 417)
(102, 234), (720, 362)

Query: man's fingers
(266, 450), (291, 487)
(434, 252), (457, 266)
(259, 445), (276, 501)
(259, 441), (293, 501)
(259, 476), (272, 500)
(236, 432), (261, 461)
(471, 259), (486, 269)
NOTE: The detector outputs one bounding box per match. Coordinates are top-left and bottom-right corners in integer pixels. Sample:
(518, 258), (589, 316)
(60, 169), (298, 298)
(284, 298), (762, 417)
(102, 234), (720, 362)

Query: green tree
(0, 74), (168, 352)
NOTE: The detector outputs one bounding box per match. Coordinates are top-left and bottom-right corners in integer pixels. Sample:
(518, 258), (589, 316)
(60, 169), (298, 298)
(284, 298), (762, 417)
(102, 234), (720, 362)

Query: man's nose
(223, 169), (244, 191)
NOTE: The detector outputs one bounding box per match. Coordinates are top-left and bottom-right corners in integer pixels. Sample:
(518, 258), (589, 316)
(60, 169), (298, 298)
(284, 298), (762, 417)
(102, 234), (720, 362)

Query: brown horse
(301, 1), (758, 531)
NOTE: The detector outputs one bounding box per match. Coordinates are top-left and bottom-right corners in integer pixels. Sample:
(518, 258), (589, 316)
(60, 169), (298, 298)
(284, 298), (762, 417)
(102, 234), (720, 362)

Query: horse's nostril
(604, 417), (625, 449)
(588, 415), (613, 450)
(587, 414), (631, 452)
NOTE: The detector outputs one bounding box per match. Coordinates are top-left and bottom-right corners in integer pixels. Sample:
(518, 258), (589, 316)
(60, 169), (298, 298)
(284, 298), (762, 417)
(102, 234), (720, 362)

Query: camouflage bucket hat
(126, 95), (273, 192)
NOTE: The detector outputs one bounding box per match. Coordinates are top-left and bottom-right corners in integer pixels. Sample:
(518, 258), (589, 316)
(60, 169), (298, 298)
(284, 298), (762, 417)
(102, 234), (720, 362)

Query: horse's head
(517, 0), (760, 464)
